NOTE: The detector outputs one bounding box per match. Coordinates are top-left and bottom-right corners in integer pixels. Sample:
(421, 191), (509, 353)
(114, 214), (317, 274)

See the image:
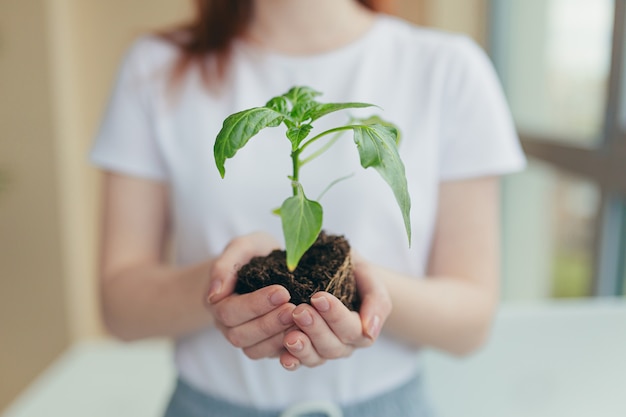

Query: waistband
(163, 372), (437, 417)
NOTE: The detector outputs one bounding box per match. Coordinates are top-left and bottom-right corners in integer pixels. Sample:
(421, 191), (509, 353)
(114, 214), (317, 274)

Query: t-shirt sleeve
(438, 36), (526, 181)
(89, 38), (168, 181)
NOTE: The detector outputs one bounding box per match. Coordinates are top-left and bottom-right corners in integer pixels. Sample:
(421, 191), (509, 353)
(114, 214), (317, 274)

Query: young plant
(214, 86), (411, 270)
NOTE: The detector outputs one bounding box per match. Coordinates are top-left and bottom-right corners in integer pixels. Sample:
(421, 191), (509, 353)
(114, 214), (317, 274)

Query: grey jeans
(163, 373), (437, 417)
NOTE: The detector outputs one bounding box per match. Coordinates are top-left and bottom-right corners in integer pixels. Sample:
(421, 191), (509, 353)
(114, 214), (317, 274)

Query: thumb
(352, 255), (392, 340)
(207, 233), (280, 304)
(206, 259), (239, 305)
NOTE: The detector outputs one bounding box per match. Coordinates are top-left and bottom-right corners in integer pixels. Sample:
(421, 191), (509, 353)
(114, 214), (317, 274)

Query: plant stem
(316, 173), (355, 201)
(300, 130), (344, 166)
(299, 125), (359, 154)
(291, 148), (300, 196)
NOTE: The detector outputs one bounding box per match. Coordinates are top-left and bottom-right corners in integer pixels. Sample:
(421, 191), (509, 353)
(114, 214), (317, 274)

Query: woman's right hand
(205, 233), (297, 359)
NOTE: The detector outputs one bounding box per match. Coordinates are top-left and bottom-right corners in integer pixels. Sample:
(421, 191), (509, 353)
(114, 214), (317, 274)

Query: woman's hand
(205, 233), (297, 359)
(279, 253), (392, 370)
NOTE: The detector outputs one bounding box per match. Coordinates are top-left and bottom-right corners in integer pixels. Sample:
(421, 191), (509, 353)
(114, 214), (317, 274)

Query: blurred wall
(399, 0), (487, 44)
(0, 0), (484, 410)
(429, 0), (488, 44)
(0, 0), (191, 410)
(0, 0), (69, 409)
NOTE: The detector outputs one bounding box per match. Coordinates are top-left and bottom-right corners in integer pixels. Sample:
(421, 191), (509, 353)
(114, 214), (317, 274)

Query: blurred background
(1, 0), (625, 416)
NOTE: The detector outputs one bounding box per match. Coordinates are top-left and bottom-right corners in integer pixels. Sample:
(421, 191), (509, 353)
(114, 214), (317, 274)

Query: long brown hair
(161, 0), (390, 87)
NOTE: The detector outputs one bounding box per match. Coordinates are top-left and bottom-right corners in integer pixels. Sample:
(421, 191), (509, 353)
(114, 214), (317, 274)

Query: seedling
(214, 86), (411, 270)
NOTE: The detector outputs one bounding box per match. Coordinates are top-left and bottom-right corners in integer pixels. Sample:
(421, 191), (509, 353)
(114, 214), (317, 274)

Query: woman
(91, 0), (526, 416)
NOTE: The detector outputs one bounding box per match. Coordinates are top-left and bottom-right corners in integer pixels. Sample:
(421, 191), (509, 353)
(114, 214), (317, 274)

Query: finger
(208, 234), (280, 304)
(359, 298), (385, 341)
(353, 260), (392, 341)
(291, 304), (353, 358)
(207, 257), (238, 305)
(225, 303), (296, 349)
(279, 351), (301, 371)
(212, 285), (290, 327)
(282, 329), (326, 368)
(242, 332), (288, 360)
(310, 292), (366, 346)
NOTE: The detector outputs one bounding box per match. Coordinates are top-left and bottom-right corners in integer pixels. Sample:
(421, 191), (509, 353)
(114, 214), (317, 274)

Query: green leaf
(283, 119), (296, 130)
(355, 115), (402, 145)
(351, 124), (412, 244)
(286, 124), (313, 147)
(283, 86), (322, 106)
(214, 107), (284, 177)
(280, 186), (323, 271)
(291, 100), (319, 123)
(265, 96), (289, 115)
(304, 102), (376, 122)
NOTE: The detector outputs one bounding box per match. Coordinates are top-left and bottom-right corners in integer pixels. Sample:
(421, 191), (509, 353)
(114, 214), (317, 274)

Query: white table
(3, 299), (626, 417)
(422, 298), (626, 417)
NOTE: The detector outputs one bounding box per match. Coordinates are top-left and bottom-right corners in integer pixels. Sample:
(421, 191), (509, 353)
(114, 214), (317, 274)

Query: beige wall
(397, 0), (428, 25)
(0, 0), (484, 410)
(0, 0), (191, 410)
(429, 0), (488, 44)
(394, 0), (488, 43)
(0, 0), (69, 409)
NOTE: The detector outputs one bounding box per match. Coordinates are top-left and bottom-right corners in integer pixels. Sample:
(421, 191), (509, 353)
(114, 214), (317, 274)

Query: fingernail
(366, 315), (381, 340)
(293, 310), (313, 327)
(207, 280), (222, 303)
(270, 289), (289, 306)
(311, 294), (330, 312)
(282, 361), (299, 371)
(286, 339), (304, 352)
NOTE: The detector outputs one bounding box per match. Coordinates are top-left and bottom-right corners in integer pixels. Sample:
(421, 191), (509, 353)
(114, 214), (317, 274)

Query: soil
(235, 232), (360, 311)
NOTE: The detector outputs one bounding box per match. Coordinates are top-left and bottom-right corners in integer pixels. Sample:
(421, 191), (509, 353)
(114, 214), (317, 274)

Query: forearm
(378, 265), (498, 356)
(101, 260), (214, 341)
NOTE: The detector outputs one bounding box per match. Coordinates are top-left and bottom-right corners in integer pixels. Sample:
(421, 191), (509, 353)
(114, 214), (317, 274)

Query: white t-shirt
(91, 14), (526, 409)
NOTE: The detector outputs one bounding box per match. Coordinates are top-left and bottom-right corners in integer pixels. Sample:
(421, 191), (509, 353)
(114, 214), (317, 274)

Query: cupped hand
(205, 233), (296, 359)
(279, 253), (392, 370)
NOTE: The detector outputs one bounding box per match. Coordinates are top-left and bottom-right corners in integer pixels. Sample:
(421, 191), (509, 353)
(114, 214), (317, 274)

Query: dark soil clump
(236, 232), (360, 311)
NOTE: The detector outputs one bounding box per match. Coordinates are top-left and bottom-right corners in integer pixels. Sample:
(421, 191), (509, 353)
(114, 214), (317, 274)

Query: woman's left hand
(279, 254), (392, 370)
